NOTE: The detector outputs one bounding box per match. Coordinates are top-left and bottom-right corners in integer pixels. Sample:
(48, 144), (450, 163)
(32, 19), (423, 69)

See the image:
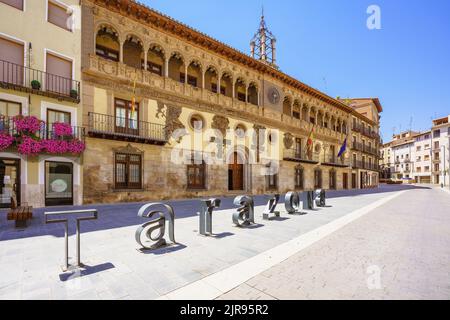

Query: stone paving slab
(0, 184), (426, 300)
(217, 186), (450, 300)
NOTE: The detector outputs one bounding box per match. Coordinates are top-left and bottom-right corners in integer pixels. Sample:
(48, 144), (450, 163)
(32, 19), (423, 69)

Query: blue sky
(142, 0), (450, 142)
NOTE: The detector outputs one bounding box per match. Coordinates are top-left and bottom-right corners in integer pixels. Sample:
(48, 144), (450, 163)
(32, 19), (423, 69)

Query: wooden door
(228, 152), (244, 191)
(352, 173), (357, 189)
(343, 173), (348, 189)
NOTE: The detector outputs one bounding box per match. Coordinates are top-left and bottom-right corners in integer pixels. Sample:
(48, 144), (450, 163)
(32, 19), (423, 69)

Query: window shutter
(0, 0), (23, 10)
(48, 1), (72, 31)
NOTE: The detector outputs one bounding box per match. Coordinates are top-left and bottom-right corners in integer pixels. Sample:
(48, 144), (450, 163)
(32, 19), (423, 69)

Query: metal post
(76, 219), (81, 267)
(64, 221), (69, 271)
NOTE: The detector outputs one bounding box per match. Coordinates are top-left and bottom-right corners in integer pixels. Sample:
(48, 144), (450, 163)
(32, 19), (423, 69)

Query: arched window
(95, 26), (120, 62)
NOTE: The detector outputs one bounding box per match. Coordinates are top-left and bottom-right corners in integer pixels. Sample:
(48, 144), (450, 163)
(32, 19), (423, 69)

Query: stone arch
(247, 81), (259, 106)
(95, 23), (121, 62)
(168, 51), (185, 82)
(220, 70), (234, 97)
(283, 96), (292, 116)
(122, 33), (144, 69)
(226, 145), (254, 192)
(146, 42), (166, 75)
(186, 59), (203, 88)
(204, 65), (219, 93)
(234, 76), (247, 102)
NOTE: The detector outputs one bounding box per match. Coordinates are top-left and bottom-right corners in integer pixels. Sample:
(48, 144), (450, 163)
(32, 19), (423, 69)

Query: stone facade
(80, 0), (382, 204)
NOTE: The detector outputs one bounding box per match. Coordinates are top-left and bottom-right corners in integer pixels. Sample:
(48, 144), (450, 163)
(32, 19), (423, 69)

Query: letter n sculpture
(199, 198), (221, 236)
(232, 195), (255, 227)
(135, 203), (176, 250)
(263, 194), (280, 220)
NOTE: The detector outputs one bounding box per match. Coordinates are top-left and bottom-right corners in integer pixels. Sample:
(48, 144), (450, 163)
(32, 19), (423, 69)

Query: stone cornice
(88, 0), (377, 127)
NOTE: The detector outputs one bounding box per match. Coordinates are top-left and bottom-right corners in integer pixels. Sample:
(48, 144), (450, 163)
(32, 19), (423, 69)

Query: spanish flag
(306, 126), (314, 158)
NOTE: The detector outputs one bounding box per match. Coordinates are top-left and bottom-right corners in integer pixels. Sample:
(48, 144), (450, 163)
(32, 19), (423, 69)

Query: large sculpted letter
(302, 191), (316, 210)
(263, 194), (280, 220)
(232, 195), (255, 227)
(135, 203), (176, 250)
(199, 198), (221, 236)
(314, 189), (326, 207)
(285, 191), (302, 214)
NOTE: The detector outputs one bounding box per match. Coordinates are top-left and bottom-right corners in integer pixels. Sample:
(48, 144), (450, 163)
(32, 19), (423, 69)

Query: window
(433, 130), (440, 138)
(434, 141), (439, 149)
(235, 124), (246, 138)
(294, 138), (302, 158)
(189, 114), (204, 131)
(314, 169), (322, 189)
(0, 100), (21, 117)
(115, 153), (142, 189)
(146, 61), (162, 76)
(267, 173), (278, 190)
(295, 166), (304, 189)
(0, 0), (23, 10)
(46, 52), (73, 95)
(293, 111), (300, 119)
(48, 1), (73, 31)
(115, 98), (139, 134)
(0, 36), (24, 85)
(45, 161), (73, 206)
(47, 109), (70, 138)
(180, 73), (198, 87)
(329, 170), (336, 190)
(416, 146), (421, 151)
(187, 161), (206, 189)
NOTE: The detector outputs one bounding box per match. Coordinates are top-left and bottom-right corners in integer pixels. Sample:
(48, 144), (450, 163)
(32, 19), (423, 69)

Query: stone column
(164, 56), (169, 77)
(202, 69), (205, 89)
(217, 74), (221, 95)
(143, 45), (149, 71)
(119, 38), (125, 63)
(184, 64), (188, 84)
(245, 85), (248, 103)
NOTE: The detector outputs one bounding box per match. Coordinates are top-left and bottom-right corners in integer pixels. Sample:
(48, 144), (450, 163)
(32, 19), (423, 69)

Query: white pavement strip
(158, 190), (407, 300)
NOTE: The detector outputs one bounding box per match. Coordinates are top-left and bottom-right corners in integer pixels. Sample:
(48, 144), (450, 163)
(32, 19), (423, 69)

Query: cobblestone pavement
(217, 187), (450, 300)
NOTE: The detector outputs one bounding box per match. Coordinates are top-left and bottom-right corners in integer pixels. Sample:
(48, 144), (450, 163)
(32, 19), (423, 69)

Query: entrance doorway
(228, 152), (244, 191)
(352, 173), (357, 189)
(45, 161), (73, 206)
(343, 173), (348, 189)
(0, 158), (20, 208)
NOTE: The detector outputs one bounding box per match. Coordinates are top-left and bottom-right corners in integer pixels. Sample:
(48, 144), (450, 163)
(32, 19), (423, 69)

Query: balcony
(322, 155), (350, 168)
(352, 161), (379, 171)
(351, 141), (363, 152)
(87, 112), (167, 145)
(0, 59), (80, 103)
(283, 149), (319, 164)
(433, 157), (440, 163)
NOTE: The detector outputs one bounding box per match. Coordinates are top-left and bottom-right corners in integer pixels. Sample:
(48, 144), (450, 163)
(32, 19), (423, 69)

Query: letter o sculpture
(285, 191), (301, 214)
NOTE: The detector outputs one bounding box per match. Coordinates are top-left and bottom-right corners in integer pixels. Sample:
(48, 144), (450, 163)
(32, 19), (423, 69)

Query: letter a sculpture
(263, 194), (280, 220)
(135, 203), (176, 250)
(199, 198), (221, 236)
(232, 195), (255, 227)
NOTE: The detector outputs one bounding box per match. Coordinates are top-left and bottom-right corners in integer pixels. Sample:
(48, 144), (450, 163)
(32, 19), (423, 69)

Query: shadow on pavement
(0, 184), (430, 242)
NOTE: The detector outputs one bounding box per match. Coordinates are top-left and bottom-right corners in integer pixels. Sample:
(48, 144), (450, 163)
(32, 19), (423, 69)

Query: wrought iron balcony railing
(0, 59), (80, 103)
(0, 115), (84, 141)
(87, 112), (168, 145)
(283, 149), (320, 164)
(322, 154), (350, 167)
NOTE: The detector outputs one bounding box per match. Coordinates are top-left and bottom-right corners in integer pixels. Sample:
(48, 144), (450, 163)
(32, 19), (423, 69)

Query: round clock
(267, 87), (280, 105)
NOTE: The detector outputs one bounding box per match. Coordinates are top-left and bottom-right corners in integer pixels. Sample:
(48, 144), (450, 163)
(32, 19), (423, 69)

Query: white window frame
(0, 0), (26, 11)
(46, 0), (74, 32)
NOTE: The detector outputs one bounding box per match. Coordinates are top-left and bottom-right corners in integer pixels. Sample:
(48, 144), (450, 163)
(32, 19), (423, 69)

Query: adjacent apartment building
(380, 115), (450, 185)
(0, 0), (83, 208)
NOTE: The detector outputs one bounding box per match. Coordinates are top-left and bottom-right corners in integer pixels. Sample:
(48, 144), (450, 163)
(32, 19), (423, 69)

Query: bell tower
(250, 7), (278, 69)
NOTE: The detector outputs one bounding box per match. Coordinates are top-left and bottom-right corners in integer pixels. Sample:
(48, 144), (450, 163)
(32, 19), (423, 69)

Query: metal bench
(7, 197), (33, 228)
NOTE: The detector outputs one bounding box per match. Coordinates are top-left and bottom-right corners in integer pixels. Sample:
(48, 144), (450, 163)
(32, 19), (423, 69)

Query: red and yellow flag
(307, 126), (314, 149)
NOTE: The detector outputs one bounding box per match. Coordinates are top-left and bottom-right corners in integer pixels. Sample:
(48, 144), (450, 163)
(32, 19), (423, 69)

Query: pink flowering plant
(53, 122), (73, 137)
(0, 115), (85, 156)
(13, 115), (43, 136)
(0, 134), (14, 151)
(17, 136), (43, 156)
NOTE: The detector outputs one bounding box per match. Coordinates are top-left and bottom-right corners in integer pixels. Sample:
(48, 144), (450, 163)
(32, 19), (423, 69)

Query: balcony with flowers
(0, 115), (85, 156)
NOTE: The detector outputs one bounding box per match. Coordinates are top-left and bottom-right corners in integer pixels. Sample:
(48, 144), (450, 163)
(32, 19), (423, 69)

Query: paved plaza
(0, 184), (449, 300)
